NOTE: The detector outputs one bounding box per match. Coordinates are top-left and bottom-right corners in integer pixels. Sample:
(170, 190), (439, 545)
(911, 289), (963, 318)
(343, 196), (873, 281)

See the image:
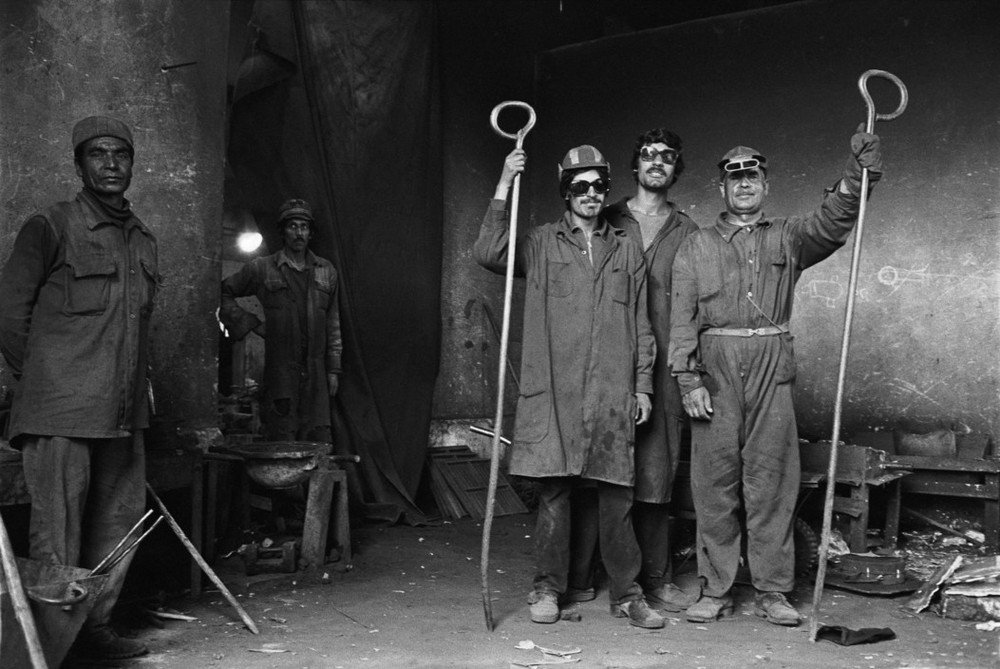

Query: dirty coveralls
(668, 175), (865, 597)
(474, 199), (655, 606)
(568, 199), (699, 594)
(220, 248), (342, 441)
(0, 189), (158, 628)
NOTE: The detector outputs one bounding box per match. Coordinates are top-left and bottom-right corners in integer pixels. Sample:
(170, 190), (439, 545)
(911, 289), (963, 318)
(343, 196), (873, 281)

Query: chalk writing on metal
(877, 265), (996, 299)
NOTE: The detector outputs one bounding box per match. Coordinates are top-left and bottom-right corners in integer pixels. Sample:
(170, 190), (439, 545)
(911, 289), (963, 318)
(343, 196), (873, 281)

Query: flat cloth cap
(72, 116), (134, 151)
(278, 198), (314, 223)
(718, 146), (767, 173)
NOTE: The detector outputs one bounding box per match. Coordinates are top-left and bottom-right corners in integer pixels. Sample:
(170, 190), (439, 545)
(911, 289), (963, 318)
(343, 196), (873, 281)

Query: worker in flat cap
(220, 198), (342, 442)
(668, 130), (883, 626)
(474, 145), (663, 629)
(0, 115), (158, 659)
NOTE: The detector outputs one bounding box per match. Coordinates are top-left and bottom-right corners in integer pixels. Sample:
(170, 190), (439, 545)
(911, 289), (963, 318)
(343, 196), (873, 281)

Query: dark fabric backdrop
(227, 0), (441, 524)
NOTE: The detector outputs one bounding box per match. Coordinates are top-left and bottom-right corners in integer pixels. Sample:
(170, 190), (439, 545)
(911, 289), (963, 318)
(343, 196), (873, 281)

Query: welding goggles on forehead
(719, 155), (767, 173)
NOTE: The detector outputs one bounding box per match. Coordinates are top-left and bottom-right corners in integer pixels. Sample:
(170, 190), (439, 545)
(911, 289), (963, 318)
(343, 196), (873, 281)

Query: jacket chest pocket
(313, 267), (332, 309)
(546, 259), (574, 298)
(64, 254), (116, 315)
(610, 268), (631, 305)
(262, 275), (289, 312)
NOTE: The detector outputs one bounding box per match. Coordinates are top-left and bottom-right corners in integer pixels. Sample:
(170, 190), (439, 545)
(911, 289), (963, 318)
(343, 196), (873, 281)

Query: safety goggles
(567, 178), (610, 196)
(639, 146), (680, 164)
(721, 156), (766, 172)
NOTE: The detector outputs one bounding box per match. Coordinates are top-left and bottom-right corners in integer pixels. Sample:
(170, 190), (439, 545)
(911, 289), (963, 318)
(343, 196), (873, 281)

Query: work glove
(844, 128), (883, 189)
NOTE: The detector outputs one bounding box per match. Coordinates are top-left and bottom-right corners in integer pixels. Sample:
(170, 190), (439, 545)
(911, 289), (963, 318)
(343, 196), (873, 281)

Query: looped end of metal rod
(858, 69), (908, 125)
(490, 100), (537, 146)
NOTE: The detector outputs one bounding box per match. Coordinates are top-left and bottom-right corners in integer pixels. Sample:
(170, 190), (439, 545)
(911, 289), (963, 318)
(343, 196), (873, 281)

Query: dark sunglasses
(567, 178), (610, 196)
(639, 146), (680, 164)
(722, 157), (765, 172)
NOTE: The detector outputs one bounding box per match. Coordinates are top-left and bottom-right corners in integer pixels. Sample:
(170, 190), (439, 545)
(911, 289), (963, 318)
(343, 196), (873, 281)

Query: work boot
(528, 591), (560, 624)
(563, 586), (596, 603)
(644, 582), (699, 612)
(685, 594), (734, 623)
(753, 591), (802, 627)
(73, 623), (149, 660)
(611, 598), (665, 629)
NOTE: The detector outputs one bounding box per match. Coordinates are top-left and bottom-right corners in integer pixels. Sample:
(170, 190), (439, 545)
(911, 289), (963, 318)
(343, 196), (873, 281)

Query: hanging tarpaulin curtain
(228, 0), (440, 524)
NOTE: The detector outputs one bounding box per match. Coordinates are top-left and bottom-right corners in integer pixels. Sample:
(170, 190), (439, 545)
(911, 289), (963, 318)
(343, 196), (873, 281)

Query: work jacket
(603, 199), (698, 502)
(220, 249), (342, 430)
(668, 181), (864, 395)
(474, 199), (655, 487)
(0, 190), (158, 441)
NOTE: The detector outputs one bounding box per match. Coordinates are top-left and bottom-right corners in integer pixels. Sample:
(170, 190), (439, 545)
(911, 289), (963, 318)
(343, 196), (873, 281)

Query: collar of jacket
(275, 248), (320, 269)
(76, 189), (148, 234)
(714, 213), (772, 242)
(603, 196), (680, 230)
(556, 211), (623, 242)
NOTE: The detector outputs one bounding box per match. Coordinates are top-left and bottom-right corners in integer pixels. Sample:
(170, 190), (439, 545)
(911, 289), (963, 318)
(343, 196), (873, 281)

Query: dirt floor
(56, 511), (999, 669)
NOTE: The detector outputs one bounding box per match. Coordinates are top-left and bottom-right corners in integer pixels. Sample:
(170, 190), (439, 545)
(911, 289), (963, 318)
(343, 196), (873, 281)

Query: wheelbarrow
(1, 558), (109, 669)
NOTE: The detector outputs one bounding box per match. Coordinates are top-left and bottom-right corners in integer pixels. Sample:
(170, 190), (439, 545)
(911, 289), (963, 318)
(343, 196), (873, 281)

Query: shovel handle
(859, 70), (908, 133)
(489, 101), (536, 148)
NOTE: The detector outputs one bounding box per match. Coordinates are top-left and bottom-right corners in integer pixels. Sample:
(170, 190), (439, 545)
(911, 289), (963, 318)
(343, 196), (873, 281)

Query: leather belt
(702, 325), (789, 337)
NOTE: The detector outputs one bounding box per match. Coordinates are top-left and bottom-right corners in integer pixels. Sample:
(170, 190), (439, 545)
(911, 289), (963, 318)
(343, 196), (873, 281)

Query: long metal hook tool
(809, 70), (907, 641)
(480, 100), (536, 632)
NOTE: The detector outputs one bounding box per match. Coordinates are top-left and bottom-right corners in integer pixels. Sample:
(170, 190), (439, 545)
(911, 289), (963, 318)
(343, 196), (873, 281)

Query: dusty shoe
(685, 594), (734, 623)
(753, 592), (801, 627)
(611, 598), (665, 629)
(528, 591), (560, 624)
(563, 586), (596, 603)
(645, 582), (699, 612)
(74, 623), (149, 660)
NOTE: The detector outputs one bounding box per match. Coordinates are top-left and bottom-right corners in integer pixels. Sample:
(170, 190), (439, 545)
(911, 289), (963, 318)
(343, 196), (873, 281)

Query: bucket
(1, 558), (109, 669)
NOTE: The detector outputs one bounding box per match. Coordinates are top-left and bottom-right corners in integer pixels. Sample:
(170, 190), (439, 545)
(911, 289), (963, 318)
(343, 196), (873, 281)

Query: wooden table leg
(301, 469), (335, 569)
(190, 453), (204, 597)
(883, 477), (902, 550)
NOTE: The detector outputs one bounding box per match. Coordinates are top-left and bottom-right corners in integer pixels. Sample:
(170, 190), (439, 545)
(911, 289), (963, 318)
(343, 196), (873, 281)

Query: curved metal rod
(481, 99), (536, 632)
(858, 69), (908, 132)
(490, 101), (537, 148)
(810, 69), (907, 642)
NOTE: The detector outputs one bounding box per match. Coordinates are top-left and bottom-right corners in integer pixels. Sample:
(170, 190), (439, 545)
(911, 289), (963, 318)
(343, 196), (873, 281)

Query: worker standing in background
(220, 198), (342, 442)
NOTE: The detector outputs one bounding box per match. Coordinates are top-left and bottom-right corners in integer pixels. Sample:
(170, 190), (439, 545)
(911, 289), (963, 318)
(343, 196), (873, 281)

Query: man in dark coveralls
(220, 198), (342, 442)
(600, 128), (701, 612)
(474, 145), (663, 629)
(0, 116), (158, 659)
(668, 130), (882, 626)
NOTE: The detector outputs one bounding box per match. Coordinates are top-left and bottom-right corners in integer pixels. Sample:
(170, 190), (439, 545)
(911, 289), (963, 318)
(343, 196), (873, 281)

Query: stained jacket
(220, 249), (342, 430)
(473, 199), (655, 487)
(603, 199), (698, 503)
(668, 181), (864, 393)
(0, 190), (158, 441)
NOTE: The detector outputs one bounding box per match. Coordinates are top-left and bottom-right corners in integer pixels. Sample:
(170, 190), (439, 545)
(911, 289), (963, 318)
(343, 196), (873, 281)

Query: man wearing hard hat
(0, 115), (158, 660)
(668, 131), (882, 626)
(474, 145), (663, 629)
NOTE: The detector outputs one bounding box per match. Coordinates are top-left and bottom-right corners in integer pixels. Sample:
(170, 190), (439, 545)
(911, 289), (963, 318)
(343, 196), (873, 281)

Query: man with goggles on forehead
(668, 130), (882, 626)
(567, 129), (700, 616)
(474, 145), (662, 629)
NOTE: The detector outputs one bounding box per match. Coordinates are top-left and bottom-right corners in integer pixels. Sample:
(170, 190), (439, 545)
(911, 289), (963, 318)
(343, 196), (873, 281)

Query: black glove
(844, 129), (883, 187)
